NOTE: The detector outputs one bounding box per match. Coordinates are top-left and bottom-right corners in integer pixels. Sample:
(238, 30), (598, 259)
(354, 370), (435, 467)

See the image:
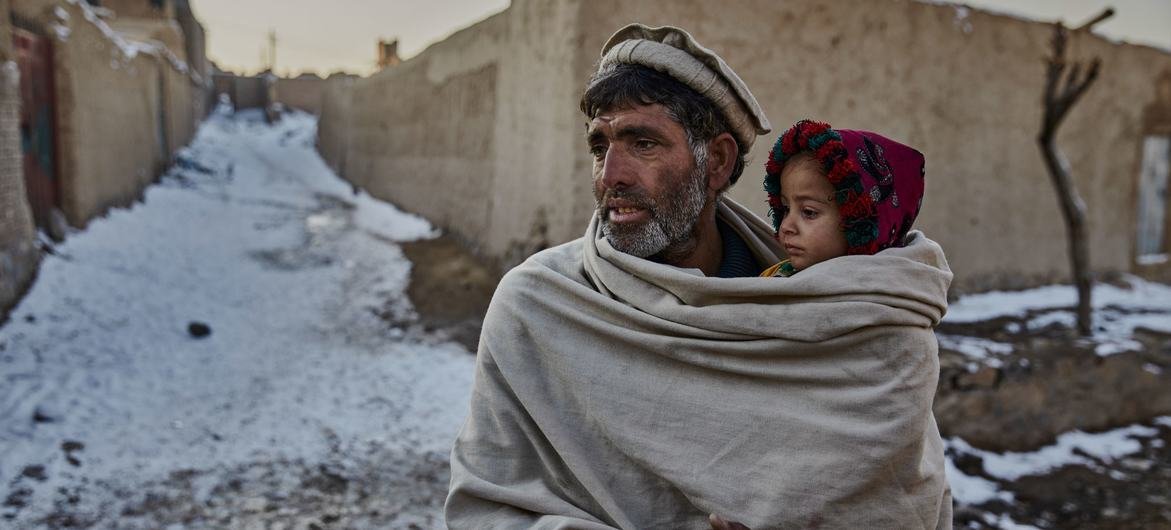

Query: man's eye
(634, 139), (656, 150)
(589, 145), (607, 159)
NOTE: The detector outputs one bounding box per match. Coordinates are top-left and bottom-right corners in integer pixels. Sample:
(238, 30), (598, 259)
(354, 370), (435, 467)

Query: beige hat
(599, 23), (772, 150)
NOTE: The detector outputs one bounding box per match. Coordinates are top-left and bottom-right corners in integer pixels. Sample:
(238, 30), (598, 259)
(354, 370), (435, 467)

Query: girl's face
(776, 155), (848, 271)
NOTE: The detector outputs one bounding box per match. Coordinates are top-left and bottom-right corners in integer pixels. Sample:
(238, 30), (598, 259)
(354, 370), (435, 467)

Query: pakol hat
(764, 120), (926, 255)
(599, 23), (772, 150)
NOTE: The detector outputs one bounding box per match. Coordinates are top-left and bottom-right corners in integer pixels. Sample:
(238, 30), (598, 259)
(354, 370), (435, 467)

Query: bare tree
(1037, 9), (1112, 336)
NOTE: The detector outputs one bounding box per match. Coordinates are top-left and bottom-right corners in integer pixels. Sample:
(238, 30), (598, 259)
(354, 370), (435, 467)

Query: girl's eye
(778, 204), (791, 217)
(801, 208), (819, 219)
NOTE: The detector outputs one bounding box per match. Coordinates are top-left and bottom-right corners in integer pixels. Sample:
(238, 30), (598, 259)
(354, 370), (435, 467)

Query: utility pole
(268, 30), (277, 73)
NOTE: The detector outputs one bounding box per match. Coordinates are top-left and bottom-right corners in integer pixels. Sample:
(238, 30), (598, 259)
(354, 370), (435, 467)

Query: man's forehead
(586, 103), (676, 133)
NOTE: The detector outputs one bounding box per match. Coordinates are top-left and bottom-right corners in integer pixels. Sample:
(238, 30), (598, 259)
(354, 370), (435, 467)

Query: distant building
(377, 39), (400, 70)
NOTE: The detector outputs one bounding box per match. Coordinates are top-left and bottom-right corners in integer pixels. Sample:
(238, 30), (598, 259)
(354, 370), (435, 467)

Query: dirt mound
(400, 235), (499, 352)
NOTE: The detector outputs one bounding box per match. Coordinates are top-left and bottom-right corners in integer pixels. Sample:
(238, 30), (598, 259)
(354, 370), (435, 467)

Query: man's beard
(596, 162), (709, 259)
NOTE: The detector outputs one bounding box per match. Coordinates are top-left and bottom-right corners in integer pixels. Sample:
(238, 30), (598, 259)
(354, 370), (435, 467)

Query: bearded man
(446, 24), (953, 530)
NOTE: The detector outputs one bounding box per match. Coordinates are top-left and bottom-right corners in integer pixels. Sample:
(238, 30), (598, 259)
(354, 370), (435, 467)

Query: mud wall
(275, 77), (326, 115)
(0, 57), (40, 320)
(8, 0), (204, 227)
(316, 0), (585, 263)
(316, 76), (353, 175)
(318, 0), (1171, 290)
(16, 0), (204, 226)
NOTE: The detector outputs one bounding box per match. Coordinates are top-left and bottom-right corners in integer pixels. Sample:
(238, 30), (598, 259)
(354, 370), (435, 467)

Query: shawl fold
(447, 199), (954, 529)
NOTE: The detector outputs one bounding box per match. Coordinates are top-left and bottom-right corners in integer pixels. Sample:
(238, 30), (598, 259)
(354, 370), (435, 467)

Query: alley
(0, 106), (474, 529)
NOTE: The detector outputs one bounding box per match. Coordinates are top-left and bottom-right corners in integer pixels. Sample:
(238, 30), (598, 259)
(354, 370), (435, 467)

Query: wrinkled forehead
(585, 104), (681, 137)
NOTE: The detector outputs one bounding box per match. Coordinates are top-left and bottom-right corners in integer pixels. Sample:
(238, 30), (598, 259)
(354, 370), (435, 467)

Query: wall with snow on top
(8, 0), (206, 227)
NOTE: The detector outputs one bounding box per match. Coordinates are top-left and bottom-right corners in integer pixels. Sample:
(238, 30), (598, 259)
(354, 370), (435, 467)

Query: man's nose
(599, 148), (635, 189)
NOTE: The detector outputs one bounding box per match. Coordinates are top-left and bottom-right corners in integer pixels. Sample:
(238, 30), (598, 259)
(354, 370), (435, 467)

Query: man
(446, 24), (953, 529)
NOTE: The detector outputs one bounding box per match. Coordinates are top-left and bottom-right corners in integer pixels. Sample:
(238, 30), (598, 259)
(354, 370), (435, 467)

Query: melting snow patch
(1138, 253), (1168, 265)
(949, 423), (1159, 482)
(953, 6), (974, 34)
(938, 334), (1012, 366)
(1025, 310), (1075, 331)
(946, 277), (1171, 357)
(945, 457), (1012, 505)
(946, 277), (1171, 323)
(981, 512), (1041, 530)
(1095, 339), (1144, 357)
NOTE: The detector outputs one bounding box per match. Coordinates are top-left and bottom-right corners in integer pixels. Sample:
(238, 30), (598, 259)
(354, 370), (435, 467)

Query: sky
(191, 0), (1171, 77)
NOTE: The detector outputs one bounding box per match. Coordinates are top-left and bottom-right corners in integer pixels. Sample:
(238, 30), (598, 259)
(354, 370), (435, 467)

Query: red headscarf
(764, 119), (925, 255)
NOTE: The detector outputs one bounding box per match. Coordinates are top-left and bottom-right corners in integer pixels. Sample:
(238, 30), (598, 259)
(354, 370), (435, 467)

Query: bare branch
(1040, 22), (1102, 142)
(1073, 7), (1115, 32)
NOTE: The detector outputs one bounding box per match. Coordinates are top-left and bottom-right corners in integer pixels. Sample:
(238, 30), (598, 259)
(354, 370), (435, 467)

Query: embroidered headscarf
(763, 119), (926, 255)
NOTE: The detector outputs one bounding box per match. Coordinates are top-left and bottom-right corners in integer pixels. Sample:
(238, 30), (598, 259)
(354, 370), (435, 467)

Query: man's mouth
(608, 206), (648, 223)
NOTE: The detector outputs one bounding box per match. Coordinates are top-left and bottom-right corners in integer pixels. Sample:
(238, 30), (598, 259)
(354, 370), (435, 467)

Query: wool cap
(599, 23), (772, 150)
(764, 119), (926, 255)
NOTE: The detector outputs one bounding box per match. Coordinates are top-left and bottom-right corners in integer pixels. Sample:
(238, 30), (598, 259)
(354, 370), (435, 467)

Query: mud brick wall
(317, 0), (1171, 291)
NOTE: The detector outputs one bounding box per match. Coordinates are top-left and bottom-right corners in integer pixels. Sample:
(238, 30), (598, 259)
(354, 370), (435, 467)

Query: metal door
(14, 27), (59, 230)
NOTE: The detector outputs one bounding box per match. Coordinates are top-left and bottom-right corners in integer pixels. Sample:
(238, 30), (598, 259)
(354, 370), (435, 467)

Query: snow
(0, 104), (474, 527)
(1094, 339), (1143, 357)
(952, 5), (974, 34)
(981, 513), (1040, 530)
(945, 457), (1013, 505)
(948, 422), (1163, 482)
(944, 277), (1171, 357)
(58, 0), (191, 76)
(937, 334), (1013, 367)
(1138, 253), (1169, 265)
(50, 23), (71, 41)
(946, 278), (1171, 323)
(2, 62), (17, 92)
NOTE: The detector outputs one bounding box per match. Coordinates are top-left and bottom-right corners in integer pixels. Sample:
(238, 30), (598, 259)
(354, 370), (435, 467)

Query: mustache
(596, 190), (654, 212)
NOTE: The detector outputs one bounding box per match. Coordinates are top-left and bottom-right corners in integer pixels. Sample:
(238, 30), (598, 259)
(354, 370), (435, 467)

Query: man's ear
(706, 132), (737, 192)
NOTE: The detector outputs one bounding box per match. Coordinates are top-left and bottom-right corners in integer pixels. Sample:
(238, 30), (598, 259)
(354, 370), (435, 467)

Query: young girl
(760, 119), (926, 277)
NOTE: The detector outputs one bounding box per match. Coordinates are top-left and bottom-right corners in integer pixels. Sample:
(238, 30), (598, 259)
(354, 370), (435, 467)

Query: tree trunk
(1036, 136), (1093, 335)
(1037, 17), (1107, 337)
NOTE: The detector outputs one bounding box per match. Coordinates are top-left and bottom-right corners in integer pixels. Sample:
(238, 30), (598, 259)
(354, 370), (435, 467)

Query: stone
(188, 321), (212, 338)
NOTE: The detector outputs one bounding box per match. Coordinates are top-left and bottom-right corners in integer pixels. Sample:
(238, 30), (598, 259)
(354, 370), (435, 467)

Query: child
(761, 119), (926, 277)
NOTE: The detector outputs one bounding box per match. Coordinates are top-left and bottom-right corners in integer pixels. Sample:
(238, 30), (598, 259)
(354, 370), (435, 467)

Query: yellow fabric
(760, 259), (791, 277)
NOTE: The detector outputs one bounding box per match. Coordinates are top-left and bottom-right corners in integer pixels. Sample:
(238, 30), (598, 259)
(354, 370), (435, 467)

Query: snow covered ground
(938, 277), (1171, 368)
(938, 278), (1171, 528)
(0, 105), (474, 529)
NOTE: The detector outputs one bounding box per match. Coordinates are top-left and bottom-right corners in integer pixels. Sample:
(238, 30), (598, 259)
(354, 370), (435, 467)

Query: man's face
(586, 104), (709, 258)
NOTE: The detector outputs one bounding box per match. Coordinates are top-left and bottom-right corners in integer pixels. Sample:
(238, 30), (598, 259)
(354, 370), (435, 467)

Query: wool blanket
(446, 199), (954, 529)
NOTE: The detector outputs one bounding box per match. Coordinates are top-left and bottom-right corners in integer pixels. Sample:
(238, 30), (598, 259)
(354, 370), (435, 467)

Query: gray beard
(597, 163), (709, 259)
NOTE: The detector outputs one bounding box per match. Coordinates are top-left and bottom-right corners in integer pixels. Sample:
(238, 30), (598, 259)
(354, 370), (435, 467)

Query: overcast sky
(191, 0), (1171, 77)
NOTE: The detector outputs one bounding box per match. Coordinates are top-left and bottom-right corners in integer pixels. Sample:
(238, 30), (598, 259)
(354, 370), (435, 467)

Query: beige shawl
(446, 199), (953, 529)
